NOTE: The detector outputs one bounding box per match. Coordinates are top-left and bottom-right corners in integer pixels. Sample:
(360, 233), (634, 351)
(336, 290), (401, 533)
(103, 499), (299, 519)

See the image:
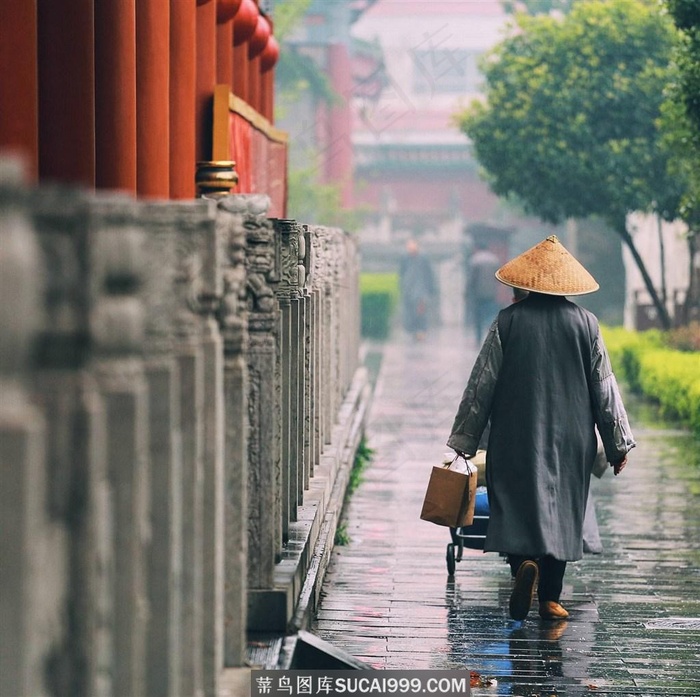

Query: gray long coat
(447, 293), (635, 561)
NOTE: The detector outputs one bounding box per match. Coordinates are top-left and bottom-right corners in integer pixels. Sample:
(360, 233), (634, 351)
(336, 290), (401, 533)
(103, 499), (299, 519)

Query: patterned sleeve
(590, 327), (636, 462)
(446, 319), (502, 456)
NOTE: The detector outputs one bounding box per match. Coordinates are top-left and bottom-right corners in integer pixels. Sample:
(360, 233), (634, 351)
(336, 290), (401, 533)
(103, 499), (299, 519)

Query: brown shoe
(509, 560), (539, 620)
(539, 601), (569, 620)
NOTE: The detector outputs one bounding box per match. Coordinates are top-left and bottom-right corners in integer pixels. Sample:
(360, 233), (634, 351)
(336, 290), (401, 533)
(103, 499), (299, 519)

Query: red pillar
(196, 0), (217, 162)
(170, 0), (197, 199)
(247, 14), (269, 114)
(0, 0), (38, 179)
(247, 56), (261, 114)
(217, 23), (234, 88)
(232, 0), (258, 103)
(95, 0), (137, 193)
(216, 0), (242, 88)
(137, 0), (170, 198)
(37, 0), (95, 187)
(260, 36), (279, 122)
(326, 42), (353, 207)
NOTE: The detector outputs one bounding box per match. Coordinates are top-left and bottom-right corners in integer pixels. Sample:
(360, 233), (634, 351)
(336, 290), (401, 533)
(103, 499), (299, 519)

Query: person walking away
(511, 286), (604, 557)
(399, 239), (436, 340)
(467, 240), (501, 343)
(447, 235), (635, 621)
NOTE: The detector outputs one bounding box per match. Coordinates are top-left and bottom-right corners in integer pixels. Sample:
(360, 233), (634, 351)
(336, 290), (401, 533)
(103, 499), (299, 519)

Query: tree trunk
(656, 214), (667, 308)
(682, 232), (698, 325)
(615, 219), (672, 330)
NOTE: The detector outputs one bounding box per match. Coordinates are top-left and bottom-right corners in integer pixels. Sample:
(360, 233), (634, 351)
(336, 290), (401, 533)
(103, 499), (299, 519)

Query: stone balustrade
(0, 162), (370, 697)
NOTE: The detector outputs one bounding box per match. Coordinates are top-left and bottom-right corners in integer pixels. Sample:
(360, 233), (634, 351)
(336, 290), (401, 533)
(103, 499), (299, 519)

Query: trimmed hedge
(360, 272), (399, 340)
(601, 326), (700, 434)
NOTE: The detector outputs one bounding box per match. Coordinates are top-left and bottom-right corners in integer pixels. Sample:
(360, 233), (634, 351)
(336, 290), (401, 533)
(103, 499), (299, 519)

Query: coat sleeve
(447, 319), (502, 456)
(590, 327), (636, 463)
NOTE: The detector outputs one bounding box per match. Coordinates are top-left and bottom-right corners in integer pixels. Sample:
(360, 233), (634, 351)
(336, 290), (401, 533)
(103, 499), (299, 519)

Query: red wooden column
(260, 36), (279, 122)
(327, 41), (354, 206)
(37, 0), (95, 187)
(247, 14), (269, 114)
(232, 0), (258, 103)
(196, 0), (217, 162)
(95, 0), (137, 192)
(137, 0), (170, 198)
(170, 0), (197, 199)
(217, 0), (242, 88)
(0, 0), (38, 179)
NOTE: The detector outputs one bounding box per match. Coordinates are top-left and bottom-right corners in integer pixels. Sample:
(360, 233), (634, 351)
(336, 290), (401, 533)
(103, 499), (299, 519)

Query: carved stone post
(294, 229), (308, 504)
(272, 218), (304, 531)
(316, 227), (334, 446)
(309, 226), (324, 466)
(328, 229), (342, 419)
(141, 203), (183, 697)
(216, 195), (249, 667)
(0, 163), (56, 697)
(301, 225), (313, 490)
(29, 188), (115, 697)
(196, 199), (226, 697)
(89, 197), (149, 697)
(172, 204), (210, 697)
(242, 194), (281, 590)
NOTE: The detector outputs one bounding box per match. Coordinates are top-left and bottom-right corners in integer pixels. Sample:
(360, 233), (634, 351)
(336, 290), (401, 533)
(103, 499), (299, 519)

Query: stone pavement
(313, 327), (700, 696)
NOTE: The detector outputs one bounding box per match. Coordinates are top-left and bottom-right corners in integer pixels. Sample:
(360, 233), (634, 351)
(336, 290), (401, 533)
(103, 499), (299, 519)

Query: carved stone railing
(0, 161), (370, 696)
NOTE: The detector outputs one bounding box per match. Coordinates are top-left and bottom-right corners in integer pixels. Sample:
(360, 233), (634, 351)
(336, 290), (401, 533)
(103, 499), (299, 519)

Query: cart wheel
(446, 543), (456, 576)
(456, 540), (464, 562)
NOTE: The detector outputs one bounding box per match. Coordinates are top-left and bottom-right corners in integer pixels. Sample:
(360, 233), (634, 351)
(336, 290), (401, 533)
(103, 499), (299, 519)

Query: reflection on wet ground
(314, 328), (700, 695)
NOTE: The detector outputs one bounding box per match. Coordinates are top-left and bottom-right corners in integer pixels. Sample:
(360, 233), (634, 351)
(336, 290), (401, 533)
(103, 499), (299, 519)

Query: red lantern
(248, 14), (270, 59)
(261, 35), (279, 72)
(233, 0), (259, 46)
(217, 0), (243, 23)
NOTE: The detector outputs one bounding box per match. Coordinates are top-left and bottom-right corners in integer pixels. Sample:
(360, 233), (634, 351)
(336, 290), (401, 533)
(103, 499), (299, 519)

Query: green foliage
(658, 81), (700, 229)
(335, 438), (375, 547)
(286, 165), (363, 229)
(458, 0), (680, 227)
(272, 0), (314, 40)
(501, 0), (577, 16)
(636, 349), (700, 432)
(334, 522), (351, 546)
(274, 0), (340, 111)
(601, 325), (700, 433)
(360, 273), (399, 340)
(348, 438), (375, 498)
(667, 0), (700, 33)
(665, 0), (700, 225)
(601, 325), (665, 392)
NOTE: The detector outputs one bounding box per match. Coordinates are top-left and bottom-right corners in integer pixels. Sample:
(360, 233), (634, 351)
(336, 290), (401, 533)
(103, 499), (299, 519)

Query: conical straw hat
(495, 235), (599, 296)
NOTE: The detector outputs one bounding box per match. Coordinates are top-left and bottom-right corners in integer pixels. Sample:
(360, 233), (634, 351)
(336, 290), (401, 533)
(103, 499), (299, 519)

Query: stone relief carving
(217, 202), (248, 355)
(272, 219), (302, 300)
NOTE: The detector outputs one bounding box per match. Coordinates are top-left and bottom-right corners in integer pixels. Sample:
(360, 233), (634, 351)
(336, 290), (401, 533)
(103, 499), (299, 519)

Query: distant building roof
(363, 0), (505, 18)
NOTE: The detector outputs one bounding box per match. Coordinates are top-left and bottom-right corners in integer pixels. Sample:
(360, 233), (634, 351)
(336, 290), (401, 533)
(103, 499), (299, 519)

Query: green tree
(667, 0), (700, 133)
(457, 0), (680, 328)
(664, 0), (700, 321)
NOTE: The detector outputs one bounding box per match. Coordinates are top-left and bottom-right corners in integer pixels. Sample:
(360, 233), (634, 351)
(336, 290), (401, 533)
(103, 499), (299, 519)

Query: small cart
(446, 486), (489, 575)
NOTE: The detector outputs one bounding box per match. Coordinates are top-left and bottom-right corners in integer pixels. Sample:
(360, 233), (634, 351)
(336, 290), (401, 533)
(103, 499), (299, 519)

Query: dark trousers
(509, 554), (567, 602)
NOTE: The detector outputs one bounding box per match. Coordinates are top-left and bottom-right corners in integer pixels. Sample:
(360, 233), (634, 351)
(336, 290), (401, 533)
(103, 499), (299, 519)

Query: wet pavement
(313, 327), (700, 696)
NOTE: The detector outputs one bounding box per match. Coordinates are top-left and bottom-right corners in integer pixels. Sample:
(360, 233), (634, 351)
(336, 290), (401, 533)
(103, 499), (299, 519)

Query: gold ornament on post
(195, 160), (239, 197)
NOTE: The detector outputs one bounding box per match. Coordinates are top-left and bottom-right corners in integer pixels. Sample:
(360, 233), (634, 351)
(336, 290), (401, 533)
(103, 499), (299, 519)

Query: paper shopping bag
(420, 459), (477, 528)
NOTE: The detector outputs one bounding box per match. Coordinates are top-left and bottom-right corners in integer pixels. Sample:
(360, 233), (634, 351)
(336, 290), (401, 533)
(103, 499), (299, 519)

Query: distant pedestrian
(399, 239), (436, 340)
(467, 240), (502, 343)
(448, 235), (635, 621)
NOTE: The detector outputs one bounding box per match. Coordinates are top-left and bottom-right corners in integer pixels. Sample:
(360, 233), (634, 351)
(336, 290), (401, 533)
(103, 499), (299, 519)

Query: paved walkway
(313, 327), (700, 696)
